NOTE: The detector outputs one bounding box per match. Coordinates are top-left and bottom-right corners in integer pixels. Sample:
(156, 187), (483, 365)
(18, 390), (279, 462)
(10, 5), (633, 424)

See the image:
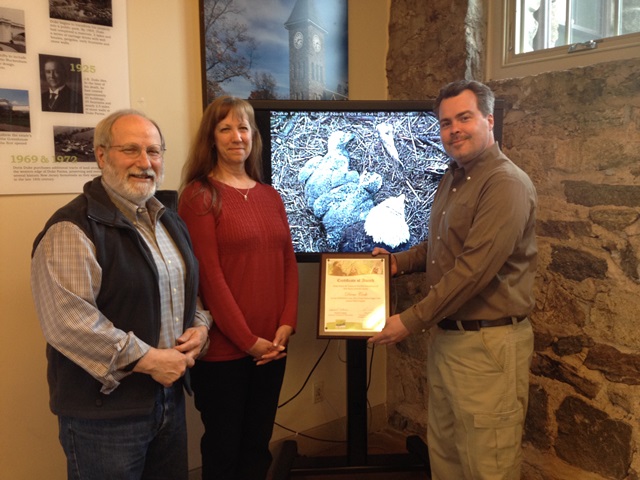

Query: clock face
(294, 31), (303, 49)
(312, 34), (321, 52)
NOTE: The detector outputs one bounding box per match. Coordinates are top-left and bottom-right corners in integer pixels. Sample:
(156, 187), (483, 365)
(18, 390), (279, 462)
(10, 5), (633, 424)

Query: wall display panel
(253, 100), (448, 262)
(251, 99), (505, 262)
(0, 0), (130, 195)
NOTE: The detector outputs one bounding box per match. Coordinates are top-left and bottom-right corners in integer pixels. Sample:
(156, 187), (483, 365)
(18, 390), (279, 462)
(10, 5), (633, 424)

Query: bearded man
(31, 109), (210, 480)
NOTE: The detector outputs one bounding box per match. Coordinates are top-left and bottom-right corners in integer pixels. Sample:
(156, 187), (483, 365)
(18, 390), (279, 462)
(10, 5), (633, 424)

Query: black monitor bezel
(249, 99), (504, 263)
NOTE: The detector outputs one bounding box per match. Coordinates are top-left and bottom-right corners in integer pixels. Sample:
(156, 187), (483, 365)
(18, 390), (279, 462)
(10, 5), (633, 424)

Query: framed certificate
(318, 253), (390, 338)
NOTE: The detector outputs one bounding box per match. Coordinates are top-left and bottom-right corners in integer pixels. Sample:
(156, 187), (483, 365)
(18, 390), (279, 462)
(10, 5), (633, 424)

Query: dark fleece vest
(32, 178), (199, 419)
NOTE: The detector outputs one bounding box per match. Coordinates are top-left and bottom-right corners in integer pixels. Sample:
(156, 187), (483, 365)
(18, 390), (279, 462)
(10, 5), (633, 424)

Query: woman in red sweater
(178, 96), (298, 480)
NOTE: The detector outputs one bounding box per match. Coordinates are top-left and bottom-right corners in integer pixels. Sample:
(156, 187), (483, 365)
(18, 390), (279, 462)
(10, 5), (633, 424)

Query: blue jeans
(58, 385), (188, 480)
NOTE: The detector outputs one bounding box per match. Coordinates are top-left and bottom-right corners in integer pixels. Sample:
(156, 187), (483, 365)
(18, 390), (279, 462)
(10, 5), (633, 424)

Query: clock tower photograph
(285, 0), (347, 100)
(200, 0), (346, 100)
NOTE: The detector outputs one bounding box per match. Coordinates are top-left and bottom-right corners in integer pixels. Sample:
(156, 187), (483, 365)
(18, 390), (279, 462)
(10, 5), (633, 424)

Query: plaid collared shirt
(31, 182), (210, 394)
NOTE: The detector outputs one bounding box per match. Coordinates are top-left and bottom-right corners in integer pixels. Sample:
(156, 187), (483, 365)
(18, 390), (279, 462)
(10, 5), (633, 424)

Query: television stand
(270, 339), (430, 478)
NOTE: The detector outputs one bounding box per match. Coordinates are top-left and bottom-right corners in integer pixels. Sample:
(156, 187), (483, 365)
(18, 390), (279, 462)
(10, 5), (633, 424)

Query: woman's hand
(247, 325), (294, 366)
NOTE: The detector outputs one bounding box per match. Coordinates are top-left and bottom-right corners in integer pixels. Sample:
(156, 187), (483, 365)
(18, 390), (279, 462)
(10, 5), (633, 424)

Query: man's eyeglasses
(104, 144), (166, 159)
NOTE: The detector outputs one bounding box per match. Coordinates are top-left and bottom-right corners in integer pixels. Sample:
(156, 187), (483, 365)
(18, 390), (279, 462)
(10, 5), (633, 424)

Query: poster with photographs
(0, 0), (129, 195)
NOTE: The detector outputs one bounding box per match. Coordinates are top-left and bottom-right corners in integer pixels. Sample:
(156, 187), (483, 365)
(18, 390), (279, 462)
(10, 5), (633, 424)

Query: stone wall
(385, 1), (640, 479)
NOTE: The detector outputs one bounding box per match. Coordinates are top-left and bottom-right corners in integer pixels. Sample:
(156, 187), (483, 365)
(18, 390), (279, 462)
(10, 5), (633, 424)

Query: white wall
(0, 1), (390, 477)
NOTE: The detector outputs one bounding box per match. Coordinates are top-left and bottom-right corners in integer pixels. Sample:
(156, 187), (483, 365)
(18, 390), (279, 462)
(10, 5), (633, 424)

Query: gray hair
(93, 109), (165, 153)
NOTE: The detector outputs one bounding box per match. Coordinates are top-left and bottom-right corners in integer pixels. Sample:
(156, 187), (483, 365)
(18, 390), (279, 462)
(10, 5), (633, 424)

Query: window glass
(486, 1), (640, 80)
(622, 0), (640, 33)
(516, 0), (640, 54)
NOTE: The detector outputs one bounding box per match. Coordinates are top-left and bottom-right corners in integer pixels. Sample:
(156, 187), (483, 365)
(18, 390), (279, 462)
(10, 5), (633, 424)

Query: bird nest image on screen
(268, 109), (450, 255)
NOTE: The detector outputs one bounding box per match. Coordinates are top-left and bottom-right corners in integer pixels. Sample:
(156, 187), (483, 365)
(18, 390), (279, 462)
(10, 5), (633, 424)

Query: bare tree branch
(249, 71), (279, 99)
(202, 0), (258, 95)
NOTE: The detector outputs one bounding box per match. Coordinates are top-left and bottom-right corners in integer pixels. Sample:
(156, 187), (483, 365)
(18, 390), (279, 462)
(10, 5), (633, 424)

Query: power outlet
(313, 381), (324, 404)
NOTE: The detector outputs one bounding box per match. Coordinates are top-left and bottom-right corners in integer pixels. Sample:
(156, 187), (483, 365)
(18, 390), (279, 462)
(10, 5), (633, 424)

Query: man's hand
(372, 247), (398, 276)
(134, 348), (195, 387)
(174, 325), (209, 360)
(368, 314), (410, 345)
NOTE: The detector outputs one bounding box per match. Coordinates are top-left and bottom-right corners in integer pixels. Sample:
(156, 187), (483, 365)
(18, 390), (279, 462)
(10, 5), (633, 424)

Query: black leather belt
(438, 316), (527, 331)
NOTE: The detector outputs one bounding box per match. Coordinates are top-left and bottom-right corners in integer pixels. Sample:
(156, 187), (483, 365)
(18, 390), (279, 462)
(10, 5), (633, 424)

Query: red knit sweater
(179, 180), (298, 361)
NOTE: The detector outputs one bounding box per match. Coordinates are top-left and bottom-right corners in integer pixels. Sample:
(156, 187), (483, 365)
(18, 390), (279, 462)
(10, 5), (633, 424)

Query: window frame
(486, 0), (640, 81)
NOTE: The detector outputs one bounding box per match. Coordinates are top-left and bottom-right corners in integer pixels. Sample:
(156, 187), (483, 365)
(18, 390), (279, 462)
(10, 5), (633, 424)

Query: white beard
(101, 160), (163, 205)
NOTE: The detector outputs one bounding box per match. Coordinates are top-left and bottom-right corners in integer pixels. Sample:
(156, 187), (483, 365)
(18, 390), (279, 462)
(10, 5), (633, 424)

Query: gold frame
(318, 253), (390, 339)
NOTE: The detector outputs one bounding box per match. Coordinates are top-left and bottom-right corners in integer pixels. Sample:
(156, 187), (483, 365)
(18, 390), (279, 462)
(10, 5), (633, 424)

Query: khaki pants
(427, 319), (533, 480)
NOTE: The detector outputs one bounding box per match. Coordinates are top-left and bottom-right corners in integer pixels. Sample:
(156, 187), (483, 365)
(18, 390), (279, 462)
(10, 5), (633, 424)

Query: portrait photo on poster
(39, 54), (84, 114)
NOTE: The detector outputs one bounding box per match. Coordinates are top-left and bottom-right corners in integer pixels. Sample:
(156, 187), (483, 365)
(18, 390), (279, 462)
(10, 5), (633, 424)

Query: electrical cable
(367, 342), (375, 391)
(274, 306), (384, 443)
(272, 421), (346, 444)
(274, 339), (347, 444)
(367, 343), (376, 432)
(277, 339), (332, 409)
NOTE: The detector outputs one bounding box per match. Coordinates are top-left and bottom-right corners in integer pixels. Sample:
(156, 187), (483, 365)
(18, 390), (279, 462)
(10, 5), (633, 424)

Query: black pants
(191, 356), (286, 480)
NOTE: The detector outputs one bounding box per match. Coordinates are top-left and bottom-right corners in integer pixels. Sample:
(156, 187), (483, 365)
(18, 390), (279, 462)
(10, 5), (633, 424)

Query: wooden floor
(268, 430), (431, 480)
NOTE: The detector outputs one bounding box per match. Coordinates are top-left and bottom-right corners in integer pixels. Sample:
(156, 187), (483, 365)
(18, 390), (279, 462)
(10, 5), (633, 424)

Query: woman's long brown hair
(180, 96), (264, 212)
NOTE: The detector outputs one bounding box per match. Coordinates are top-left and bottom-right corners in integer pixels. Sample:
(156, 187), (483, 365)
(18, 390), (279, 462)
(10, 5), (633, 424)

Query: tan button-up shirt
(395, 143), (537, 334)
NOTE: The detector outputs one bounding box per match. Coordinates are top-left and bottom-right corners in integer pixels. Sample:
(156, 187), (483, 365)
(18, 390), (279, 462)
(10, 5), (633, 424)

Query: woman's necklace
(230, 185), (250, 201)
(210, 171), (253, 201)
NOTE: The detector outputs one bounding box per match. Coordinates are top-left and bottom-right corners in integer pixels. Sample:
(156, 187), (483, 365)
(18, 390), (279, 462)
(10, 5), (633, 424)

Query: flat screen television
(250, 99), (504, 262)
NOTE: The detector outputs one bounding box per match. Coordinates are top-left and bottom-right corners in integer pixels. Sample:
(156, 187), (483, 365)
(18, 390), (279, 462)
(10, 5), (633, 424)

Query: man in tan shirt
(370, 80), (537, 480)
